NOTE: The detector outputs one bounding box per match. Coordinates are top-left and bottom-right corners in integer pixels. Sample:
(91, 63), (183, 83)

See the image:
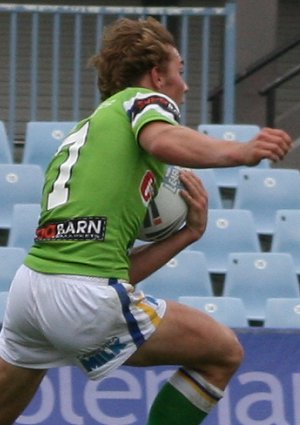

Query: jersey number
(47, 122), (89, 210)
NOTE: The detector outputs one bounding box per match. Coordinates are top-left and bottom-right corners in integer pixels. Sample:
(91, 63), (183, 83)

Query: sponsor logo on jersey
(124, 92), (181, 127)
(35, 217), (107, 241)
(130, 94), (180, 123)
(77, 337), (126, 373)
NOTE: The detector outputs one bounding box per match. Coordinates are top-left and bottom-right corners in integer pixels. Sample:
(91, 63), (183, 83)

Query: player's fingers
(256, 128), (292, 152)
(179, 169), (207, 196)
(261, 128), (292, 145)
(179, 172), (208, 212)
(257, 139), (290, 161)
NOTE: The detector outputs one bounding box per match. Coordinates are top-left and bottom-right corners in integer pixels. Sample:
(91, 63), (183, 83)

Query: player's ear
(149, 66), (163, 90)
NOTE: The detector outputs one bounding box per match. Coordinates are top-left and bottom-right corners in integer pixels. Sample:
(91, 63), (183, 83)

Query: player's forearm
(128, 226), (199, 285)
(142, 125), (246, 168)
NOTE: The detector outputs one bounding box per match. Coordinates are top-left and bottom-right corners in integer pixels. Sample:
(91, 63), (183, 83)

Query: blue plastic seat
(22, 121), (77, 171)
(7, 203), (41, 252)
(264, 298), (300, 328)
(0, 247), (26, 291)
(191, 169), (223, 209)
(0, 164), (44, 229)
(234, 169), (300, 235)
(198, 124), (269, 188)
(139, 250), (212, 300)
(178, 296), (248, 327)
(187, 209), (260, 274)
(0, 121), (13, 163)
(271, 209), (300, 274)
(223, 253), (300, 321)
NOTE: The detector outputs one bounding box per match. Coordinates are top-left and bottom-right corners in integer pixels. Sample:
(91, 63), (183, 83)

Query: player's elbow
(139, 122), (177, 162)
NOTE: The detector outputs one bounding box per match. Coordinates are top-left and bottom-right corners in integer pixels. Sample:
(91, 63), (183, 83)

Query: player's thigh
(126, 300), (242, 369)
(0, 357), (46, 423)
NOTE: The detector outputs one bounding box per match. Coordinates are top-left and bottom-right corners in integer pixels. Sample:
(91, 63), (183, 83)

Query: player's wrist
(179, 224), (204, 245)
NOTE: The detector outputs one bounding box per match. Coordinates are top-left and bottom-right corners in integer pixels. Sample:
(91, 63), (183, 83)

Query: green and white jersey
(25, 88), (180, 281)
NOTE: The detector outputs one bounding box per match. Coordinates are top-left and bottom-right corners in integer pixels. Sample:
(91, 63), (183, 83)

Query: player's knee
(199, 327), (244, 386)
(219, 327), (244, 378)
(189, 328), (243, 391)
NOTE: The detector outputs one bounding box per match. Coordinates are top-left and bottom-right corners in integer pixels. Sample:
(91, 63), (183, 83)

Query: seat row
(1, 247), (299, 325)
(1, 289), (300, 329)
(180, 296), (300, 328)
(138, 250), (300, 322)
(1, 120), (300, 232)
(0, 121), (269, 183)
(1, 120), (293, 179)
(2, 203), (300, 277)
(1, 160), (300, 235)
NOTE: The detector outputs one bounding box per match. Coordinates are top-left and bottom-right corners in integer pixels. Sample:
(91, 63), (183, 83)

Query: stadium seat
(178, 296), (248, 327)
(223, 252), (300, 321)
(271, 209), (300, 274)
(7, 203), (41, 252)
(0, 121), (13, 163)
(191, 169), (223, 209)
(187, 209), (260, 274)
(0, 247), (26, 291)
(0, 164), (44, 229)
(234, 168), (300, 235)
(22, 121), (77, 171)
(198, 124), (270, 188)
(0, 291), (9, 325)
(139, 250), (213, 300)
(264, 298), (300, 328)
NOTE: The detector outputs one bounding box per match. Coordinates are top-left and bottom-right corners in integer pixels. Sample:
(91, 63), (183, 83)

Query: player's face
(159, 47), (188, 105)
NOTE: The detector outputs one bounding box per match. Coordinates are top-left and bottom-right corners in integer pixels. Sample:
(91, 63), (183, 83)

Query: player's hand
(242, 127), (292, 165)
(179, 170), (208, 241)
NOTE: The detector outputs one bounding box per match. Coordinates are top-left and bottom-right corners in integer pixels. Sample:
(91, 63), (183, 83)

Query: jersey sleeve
(123, 91), (181, 139)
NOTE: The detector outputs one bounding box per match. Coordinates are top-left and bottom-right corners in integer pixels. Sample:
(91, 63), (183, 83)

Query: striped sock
(147, 368), (224, 425)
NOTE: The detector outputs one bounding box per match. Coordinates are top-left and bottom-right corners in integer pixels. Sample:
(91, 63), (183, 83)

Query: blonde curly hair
(89, 17), (176, 100)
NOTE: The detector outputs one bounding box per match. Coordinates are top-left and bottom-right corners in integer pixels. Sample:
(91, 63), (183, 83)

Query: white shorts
(0, 265), (166, 380)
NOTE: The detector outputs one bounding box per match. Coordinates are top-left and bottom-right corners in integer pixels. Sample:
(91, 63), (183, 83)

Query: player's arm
(139, 122), (292, 168)
(128, 170), (208, 285)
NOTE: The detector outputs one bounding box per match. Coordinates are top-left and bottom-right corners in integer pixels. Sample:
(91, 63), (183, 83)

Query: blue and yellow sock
(147, 367), (224, 425)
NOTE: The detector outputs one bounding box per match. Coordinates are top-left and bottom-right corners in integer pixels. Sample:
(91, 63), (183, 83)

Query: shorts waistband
(25, 266), (128, 286)
(72, 276), (129, 285)
(51, 275), (126, 286)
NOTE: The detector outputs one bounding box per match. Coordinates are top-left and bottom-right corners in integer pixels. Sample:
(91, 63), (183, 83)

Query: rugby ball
(138, 166), (188, 242)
